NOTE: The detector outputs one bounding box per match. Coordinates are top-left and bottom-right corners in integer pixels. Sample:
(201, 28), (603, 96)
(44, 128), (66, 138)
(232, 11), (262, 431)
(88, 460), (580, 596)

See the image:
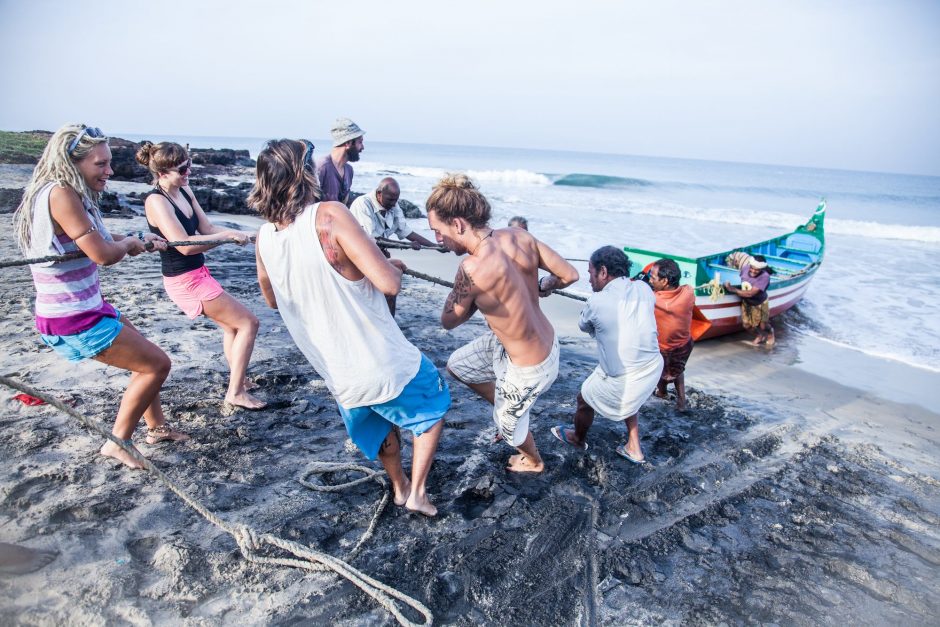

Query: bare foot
(764, 333), (776, 347)
(492, 431), (504, 444)
(653, 388), (668, 399)
(749, 336), (765, 346)
(100, 440), (146, 470)
(243, 377), (259, 391)
(392, 477), (412, 507)
(405, 493), (438, 517)
(223, 391), (267, 410)
(506, 453), (545, 473)
(0, 543), (58, 575)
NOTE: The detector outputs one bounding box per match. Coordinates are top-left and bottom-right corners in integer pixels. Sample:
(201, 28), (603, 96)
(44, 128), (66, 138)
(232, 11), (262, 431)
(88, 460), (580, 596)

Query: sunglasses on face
(173, 160), (192, 176)
(67, 125), (104, 155)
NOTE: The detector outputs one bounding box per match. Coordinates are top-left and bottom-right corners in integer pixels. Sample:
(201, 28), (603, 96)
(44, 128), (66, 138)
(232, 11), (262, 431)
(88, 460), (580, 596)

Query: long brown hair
(248, 139), (321, 225)
(425, 173), (491, 228)
(135, 141), (189, 185)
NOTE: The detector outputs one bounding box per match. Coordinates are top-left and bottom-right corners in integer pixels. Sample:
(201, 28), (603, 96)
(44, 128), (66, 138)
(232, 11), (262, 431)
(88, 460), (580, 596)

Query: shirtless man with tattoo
(252, 140), (450, 515)
(426, 174), (579, 473)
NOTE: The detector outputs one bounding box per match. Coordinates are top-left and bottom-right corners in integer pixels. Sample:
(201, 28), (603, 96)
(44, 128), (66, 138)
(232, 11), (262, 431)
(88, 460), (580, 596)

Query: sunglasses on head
(67, 125), (104, 155)
(301, 140), (315, 169)
(173, 160), (192, 176)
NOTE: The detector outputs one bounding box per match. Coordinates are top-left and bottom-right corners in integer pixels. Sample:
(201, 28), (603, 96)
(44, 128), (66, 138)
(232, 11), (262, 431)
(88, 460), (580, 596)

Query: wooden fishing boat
(624, 201), (826, 340)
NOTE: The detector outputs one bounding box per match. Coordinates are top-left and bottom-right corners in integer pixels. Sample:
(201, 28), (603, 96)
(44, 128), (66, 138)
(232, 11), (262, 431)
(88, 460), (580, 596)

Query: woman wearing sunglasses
(13, 124), (189, 470)
(136, 141), (265, 411)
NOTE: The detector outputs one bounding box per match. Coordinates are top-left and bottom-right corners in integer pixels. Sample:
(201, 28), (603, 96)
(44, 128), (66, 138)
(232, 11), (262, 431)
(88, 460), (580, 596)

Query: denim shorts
(337, 354), (450, 460)
(40, 308), (124, 362)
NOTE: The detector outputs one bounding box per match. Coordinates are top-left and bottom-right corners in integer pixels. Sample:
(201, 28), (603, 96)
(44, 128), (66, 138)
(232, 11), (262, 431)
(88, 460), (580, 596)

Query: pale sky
(1, 0), (938, 175)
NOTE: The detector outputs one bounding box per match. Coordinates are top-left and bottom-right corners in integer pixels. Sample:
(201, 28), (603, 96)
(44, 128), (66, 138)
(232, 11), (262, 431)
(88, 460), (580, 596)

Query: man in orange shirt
(648, 259), (695, 413)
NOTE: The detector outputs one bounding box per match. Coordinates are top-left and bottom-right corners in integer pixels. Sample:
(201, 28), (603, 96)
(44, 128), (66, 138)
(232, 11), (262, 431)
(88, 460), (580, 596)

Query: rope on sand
(0, 374), (432, 627)
(299, 463), (390, 560)
(403, 268), (588, 303)
(0, 239), (252, 269)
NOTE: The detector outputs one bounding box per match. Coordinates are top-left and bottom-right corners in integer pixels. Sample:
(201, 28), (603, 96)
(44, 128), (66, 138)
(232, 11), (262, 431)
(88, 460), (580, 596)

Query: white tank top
(257, 203), (421, 408)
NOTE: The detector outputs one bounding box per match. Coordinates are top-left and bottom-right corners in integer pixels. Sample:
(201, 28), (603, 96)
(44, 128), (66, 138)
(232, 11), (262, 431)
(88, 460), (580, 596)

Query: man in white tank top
(252, 139), (449, 516)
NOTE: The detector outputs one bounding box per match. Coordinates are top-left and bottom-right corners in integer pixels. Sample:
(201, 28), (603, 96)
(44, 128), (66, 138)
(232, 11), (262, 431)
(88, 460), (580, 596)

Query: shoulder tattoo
(317, 215), (344, 272)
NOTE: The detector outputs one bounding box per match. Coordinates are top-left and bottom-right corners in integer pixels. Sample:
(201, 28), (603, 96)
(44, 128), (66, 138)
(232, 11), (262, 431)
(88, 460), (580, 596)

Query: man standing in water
(315, 118), (364, 205)
(426, 174), (579, 473)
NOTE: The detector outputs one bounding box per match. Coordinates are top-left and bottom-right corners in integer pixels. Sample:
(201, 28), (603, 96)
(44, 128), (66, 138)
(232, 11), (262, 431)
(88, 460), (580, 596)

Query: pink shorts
(163, 266), (224, 319)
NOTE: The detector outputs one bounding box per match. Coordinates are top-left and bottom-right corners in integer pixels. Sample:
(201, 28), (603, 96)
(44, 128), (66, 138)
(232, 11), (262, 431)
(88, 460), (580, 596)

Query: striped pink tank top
(28, 183), (117, 336)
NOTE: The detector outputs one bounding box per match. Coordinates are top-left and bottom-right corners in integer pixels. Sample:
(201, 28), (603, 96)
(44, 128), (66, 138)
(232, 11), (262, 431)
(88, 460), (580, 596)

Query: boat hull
(695, 268), (818, 339)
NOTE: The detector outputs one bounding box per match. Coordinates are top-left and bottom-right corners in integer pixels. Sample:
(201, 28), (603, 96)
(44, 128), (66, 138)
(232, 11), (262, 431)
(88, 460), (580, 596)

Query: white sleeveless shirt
(256, 203), (421, 408)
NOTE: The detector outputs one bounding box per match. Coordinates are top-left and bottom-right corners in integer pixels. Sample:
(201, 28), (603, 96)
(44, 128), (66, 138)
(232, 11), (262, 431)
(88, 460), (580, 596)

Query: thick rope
(375, 238), (446, 252)
(0, 238), (252, 269)
(299, 462), (390, 560)
(0, 374), (432, 627)
(403, 268), (587, 302)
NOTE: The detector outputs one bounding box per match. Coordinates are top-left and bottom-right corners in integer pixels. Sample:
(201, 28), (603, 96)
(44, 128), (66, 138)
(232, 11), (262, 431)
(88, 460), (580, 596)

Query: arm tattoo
(444, 265), (475, 314)
(317, 215), (344, 272)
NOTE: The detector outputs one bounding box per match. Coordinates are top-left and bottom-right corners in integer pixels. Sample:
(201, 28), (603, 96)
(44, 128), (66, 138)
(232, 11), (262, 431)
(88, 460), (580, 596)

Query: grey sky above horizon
(1, 0), (938, 176)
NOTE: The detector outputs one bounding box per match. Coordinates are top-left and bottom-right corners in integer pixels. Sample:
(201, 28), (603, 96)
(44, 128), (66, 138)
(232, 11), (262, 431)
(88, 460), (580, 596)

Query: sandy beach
(1, 203), (939, 625)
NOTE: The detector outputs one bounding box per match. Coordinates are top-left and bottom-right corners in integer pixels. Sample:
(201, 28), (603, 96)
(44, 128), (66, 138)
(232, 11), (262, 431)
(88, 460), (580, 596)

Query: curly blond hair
(13, 124), (109, 252)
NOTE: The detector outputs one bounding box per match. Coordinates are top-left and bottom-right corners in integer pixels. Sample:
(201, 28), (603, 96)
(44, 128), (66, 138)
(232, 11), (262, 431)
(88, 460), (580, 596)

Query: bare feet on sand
(653, 388), (668, 399)
(0, 543), (58, 575)
(243, 378), (259, 391)
(506, 453), (545, 473)
(392, 478), (412, 507)
(223, 392), (267, 411)
(405, 493), (438, 517)
(100, 440), (146, 470)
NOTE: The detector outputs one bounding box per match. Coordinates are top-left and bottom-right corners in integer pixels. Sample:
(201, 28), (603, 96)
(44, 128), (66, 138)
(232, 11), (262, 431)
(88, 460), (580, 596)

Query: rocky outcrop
(399, 198), (425, 218)
(189, 180), (255, 215)
(191, 148), (254, 167)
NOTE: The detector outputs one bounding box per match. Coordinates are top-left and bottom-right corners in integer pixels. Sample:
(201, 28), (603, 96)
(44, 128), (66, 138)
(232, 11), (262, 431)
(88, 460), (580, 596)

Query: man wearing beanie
(315, 118), (365, 205)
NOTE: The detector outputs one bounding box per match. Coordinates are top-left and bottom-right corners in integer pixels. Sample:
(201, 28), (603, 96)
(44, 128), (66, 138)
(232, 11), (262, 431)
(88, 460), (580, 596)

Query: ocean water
(119, 133), (940, 372)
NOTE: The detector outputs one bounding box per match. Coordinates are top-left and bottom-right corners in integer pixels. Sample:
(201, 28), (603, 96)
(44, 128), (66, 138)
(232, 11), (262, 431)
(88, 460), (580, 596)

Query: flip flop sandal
(615, 443), (646, 464)
(551, 425), (588, 451)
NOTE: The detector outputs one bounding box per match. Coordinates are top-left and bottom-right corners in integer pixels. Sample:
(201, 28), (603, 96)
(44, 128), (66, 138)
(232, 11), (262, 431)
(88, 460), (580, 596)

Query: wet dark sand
(1, 216), (939, 625)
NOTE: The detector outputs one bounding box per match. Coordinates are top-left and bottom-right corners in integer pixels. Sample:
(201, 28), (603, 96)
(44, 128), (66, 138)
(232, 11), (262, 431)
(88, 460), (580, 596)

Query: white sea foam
(355, 161), (552, 186)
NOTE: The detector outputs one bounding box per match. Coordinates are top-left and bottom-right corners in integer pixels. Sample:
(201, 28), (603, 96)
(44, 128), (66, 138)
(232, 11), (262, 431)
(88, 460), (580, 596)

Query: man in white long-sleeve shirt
(551, 246), (662, 463)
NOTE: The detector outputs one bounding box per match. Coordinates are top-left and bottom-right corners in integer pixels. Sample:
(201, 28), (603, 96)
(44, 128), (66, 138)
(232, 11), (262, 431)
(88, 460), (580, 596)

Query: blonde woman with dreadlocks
(137, 141), (264, 411)
(13, 124), (189, 470)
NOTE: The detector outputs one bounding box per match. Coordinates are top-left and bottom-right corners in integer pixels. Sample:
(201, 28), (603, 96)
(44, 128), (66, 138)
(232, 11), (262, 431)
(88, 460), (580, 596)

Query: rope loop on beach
(0, 374), (432, 627)
(299, 462), (391, 560)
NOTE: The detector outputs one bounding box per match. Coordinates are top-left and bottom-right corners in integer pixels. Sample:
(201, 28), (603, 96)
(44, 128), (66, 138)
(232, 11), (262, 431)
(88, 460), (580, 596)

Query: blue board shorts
(337, 354), (450, 460)
(40, 308), (124, 362)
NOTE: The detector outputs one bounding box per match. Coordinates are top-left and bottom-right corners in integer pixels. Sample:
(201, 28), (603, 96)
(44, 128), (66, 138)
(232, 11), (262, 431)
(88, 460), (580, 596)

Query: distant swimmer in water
(552, 247), (661, 463)
(13, 124), (188, 470)
(427, 174), (578, 473)
(253, 139), (449, 516)
(138, 141), (265, 411)
(508, 216), (528, 231)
